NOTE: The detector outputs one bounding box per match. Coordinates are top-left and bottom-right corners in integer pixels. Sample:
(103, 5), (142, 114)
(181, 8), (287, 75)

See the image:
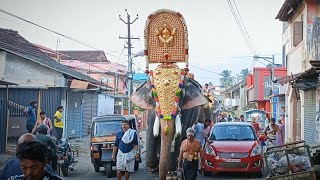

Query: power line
(226, 0), (257, 55)
(189, 64), (220, 75)
(231, 0), (257, 54)
(0, 8), (136, 65)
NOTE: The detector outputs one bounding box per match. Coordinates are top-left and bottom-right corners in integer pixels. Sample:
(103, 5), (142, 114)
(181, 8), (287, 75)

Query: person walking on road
(23, 101), (38, 133)
(251, 117), (260, 136)
(178, 128), (204, 180)
(112, 120), (139, 180)
(263, 118), (279, 147)
(31, 111), (53, 135)
(54, 106), (64, 140)
(276, 118), (285, 146)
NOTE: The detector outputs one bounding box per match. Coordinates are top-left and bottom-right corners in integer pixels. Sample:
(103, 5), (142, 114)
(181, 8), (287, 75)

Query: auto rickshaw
(89, 115), (141, 177)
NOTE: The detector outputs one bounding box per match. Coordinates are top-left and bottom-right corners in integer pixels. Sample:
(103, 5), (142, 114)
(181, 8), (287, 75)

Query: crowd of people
(0, 100), (66, 180)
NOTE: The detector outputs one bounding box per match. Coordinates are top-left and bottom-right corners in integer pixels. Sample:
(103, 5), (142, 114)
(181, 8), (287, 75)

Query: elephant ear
(130, 80), (155, 110)
(181, 78), (209, 110)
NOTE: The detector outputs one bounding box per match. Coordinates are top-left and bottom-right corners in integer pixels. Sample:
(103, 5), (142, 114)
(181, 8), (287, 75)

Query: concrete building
(275, 0), (320, 144)
(0, 28), (106, 152)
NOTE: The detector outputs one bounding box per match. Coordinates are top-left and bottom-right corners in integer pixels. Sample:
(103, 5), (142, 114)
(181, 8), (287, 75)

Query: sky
(0, 0), (285, 85)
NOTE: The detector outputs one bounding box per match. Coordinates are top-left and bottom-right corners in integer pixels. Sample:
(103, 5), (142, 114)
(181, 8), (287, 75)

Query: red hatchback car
(202, 122), (263, 177)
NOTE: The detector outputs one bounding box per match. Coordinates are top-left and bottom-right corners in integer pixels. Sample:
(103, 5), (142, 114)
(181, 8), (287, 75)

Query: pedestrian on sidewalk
(23, 101), (38, 133)
(112, 119), (139, 180)
(178, 128), (204, 180)
(31, 111), (53, 135)
(54, 106), (64, 140)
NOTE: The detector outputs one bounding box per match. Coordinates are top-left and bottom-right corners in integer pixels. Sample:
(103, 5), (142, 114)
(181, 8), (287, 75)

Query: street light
(253, 55), (275, 96)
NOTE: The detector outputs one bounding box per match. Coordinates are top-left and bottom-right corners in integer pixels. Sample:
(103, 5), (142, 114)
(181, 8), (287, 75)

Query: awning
(275, 68), (319, 90)
(0, 80), (17, 85)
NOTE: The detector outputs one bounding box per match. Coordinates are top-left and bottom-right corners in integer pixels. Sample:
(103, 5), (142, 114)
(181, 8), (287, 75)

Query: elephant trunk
(159, 119), (174, 180)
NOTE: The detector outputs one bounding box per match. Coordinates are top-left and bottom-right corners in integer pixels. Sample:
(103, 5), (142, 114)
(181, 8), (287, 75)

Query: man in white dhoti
(112, 120), (139, 180)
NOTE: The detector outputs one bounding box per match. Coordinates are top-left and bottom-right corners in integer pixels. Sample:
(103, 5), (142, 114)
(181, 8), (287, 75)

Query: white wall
(2, 52), (65, 87)
(97, 94), (114, 116)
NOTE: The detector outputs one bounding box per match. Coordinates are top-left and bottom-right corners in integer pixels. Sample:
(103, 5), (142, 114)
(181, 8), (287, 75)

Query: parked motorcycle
(55, 138), (78, 177)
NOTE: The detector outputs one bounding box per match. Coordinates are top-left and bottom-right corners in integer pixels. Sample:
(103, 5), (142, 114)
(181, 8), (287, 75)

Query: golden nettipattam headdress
(144, 9), (189, 73)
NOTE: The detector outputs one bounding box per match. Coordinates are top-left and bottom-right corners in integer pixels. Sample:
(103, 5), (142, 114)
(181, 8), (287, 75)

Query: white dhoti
(116, 149), (135, 172)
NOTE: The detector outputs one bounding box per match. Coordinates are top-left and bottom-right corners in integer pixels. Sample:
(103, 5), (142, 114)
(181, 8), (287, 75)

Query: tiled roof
(0, 28), (101, 85)
(58, 50), (109, 62)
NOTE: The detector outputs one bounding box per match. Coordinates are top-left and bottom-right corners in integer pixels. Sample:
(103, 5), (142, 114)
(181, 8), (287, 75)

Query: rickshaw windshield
(94, 120), (122, 137)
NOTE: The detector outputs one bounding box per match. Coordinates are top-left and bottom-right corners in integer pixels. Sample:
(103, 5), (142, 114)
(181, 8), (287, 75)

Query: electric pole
(119, 9), (139, 115)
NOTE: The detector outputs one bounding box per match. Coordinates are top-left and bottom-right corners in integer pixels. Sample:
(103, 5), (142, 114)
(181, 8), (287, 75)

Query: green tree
(239, 68), (249, 80)
(219, 70), (236, 88)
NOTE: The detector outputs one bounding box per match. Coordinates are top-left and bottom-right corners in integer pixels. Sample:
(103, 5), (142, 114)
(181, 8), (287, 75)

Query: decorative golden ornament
(152, 65), (182, 116)
(144, 9), (189, 65)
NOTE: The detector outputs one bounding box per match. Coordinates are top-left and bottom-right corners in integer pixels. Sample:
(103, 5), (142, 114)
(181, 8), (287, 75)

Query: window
(293, 21), (303, 46)
(210, 125), (256, 141)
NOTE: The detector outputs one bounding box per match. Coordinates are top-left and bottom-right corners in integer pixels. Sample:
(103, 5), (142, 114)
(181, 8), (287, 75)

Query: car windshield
(210, 125), (256, 141)
(93, 120), (122, 137)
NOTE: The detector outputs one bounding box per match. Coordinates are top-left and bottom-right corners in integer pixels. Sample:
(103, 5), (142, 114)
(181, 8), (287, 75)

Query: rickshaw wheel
(105, 163), (112, 178)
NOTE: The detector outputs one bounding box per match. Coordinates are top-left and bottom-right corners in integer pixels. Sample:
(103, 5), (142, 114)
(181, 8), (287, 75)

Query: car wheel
(203, 171), (212, 176)
(134, 160), (139, 171)
(94, 165), (100, 172)
(105, 163), (112, 178)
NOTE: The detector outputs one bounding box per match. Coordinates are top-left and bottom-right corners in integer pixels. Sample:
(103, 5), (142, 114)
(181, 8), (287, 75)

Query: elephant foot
(166, 172), (178, 180)
(146, 166), (159, 174)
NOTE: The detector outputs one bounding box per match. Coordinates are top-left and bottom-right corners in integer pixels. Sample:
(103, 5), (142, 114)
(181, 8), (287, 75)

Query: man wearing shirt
(54, 106), (64, 140)
(112, 120), (139, 180)
(23, 101), (38, 133)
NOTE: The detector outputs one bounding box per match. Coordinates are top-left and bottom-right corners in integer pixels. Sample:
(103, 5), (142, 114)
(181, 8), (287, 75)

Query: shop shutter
(66, 91), (82, 138)
(304, 89), (316, 144)
(82, 93), (97, 137)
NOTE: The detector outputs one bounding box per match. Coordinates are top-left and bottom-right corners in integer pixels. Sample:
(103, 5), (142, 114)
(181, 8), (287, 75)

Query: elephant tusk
(153, 115), (160, 137)
(175, 114), (182, 135)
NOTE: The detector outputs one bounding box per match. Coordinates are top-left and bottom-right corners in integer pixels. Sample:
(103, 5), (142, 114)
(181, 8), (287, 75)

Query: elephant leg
(167, 107), (201, 172)
(145, 110), (160, 171)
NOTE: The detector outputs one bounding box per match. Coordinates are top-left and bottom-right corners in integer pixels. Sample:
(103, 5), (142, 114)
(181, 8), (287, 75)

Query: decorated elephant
(130, 9), (212, 179)
(131, 67), (211, 179)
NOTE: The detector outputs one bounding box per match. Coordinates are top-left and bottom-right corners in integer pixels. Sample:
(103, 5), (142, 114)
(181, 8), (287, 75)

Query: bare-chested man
(178, 128), (204, 180)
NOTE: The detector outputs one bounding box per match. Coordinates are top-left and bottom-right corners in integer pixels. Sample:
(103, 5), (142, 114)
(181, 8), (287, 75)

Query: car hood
(211, 141), (256, 153)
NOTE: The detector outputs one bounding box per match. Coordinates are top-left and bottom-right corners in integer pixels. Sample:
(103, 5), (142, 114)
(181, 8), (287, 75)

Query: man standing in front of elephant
(194, 119), (212, 174)
(178, 128), (204, 180)
(112, 120), (139, 180)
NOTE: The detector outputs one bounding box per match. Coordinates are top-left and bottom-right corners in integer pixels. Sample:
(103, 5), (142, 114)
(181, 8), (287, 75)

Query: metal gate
(66, 91), (82, 138)
(304, 89), (316, 144)
(0, 97), (8, 153)
(82, 93), (97, 137)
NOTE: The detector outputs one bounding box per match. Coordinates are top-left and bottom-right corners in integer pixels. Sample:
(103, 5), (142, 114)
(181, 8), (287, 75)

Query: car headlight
(250, 146), (262, 157)
(205, 144), (216, 156)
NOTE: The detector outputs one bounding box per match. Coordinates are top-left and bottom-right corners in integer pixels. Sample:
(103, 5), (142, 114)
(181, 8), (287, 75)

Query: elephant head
(131, 64), (208, 180)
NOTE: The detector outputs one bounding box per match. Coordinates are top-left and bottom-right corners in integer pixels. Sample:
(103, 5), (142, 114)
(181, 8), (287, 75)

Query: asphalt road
(62, 152), (262, 180)
(62, 136), (262, 180)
